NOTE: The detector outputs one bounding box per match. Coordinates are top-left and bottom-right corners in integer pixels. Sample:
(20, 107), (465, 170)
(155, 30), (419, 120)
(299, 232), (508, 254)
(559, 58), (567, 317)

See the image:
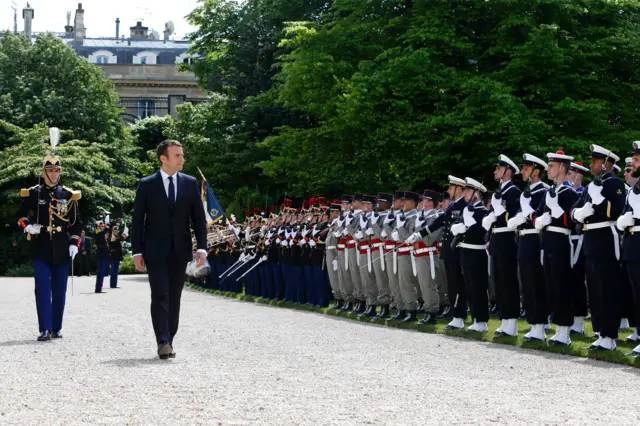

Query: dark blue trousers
(95, 257), (109, 291)
(273, 264), (284, 300)
(292, 265), (306, 304)
(109, 260), (120, 288)
(304, 266), (315, 305)
(33, 260), (69, 332)
(259, 264), (273, 298)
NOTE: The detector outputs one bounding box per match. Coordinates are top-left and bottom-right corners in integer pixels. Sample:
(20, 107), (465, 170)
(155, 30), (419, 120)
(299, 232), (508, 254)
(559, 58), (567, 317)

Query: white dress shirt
(133, 169), (206, 259)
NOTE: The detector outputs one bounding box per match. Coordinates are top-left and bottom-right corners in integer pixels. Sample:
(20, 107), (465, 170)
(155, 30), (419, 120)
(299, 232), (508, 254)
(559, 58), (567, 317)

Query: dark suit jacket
(131, 170), (207, 262)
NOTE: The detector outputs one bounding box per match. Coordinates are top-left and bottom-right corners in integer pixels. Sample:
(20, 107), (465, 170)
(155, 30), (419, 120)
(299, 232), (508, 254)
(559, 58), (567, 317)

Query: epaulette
(20, 184), (38, 197)
(63, 186), (82, 200)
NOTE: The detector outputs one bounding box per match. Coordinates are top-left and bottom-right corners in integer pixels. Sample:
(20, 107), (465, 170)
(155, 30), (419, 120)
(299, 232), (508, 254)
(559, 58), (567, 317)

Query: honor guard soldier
(405, 190), (445, 325)
(392, 191), (421, 322)
(572, 145), (626, 351)
(624, 156), (637, 189)
(482, 155), (522, 337)
(17, 127), (82, 341)
(416, 176), (467, 321)
(533, 150), (579, 346)
(344, 194), (365, 313)
(355, 194), (380, 317)
(370, 193), (393, 318)
(507, 154), (549, 341)
(335, 195), (355, 310)
(326, 202), (344, 309)
(618, 141), (640, 355)
(382, 191), (405, 319)
(566, 162), (588, 193)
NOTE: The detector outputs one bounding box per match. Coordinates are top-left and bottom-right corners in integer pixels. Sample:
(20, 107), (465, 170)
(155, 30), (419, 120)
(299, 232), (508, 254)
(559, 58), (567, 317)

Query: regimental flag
(198, 168), (225, 226)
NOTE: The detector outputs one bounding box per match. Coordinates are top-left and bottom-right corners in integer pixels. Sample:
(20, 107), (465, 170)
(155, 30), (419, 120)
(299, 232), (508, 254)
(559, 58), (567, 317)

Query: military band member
(406, 190), (445, 325)
(17, 128), (82, 341)
(534, 150), (579, 346)
(392, 191), (421, 322)
(108, 222), (128, 289)
(94, 219), (110, 293)
(482, 155), (522, 337)
(507, 153), (549, 341)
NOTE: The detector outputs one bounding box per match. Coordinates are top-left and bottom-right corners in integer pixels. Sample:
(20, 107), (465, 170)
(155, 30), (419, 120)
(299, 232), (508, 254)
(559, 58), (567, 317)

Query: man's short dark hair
(156, 140), (182, 161)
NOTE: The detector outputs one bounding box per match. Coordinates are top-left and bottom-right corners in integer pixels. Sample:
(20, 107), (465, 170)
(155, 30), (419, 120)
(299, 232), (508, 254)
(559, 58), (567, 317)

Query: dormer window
(140, 56), (147, 65)
(97, 56), (109, 64)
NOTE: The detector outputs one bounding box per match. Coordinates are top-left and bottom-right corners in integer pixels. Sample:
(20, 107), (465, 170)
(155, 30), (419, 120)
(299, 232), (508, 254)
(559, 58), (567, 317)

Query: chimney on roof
(73, 3), (85, 43)
(65, 11), (73, 37)
(130, 21), (149, 40)
(22, 2), (34, 38)
(115, 18), (120, 39)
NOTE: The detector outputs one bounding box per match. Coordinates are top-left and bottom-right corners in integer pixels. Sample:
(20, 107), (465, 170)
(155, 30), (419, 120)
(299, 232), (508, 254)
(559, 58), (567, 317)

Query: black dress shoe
(419, 313), (437, 325)
(95, 289), (104, 293)
(37, 331), (51, 341)
(391, 310), (406, 320)
(341, 302), (353, 311)
(51, 330), (63, 339)
(331, 300), (342, 310)
(402, 311), (418, 322)
(438, 306), (452, 319)
(377, 304), (390, 318)
(523, 336), (544, 342)
(549, 339), (569, 347)
(352, 302), (366, 314)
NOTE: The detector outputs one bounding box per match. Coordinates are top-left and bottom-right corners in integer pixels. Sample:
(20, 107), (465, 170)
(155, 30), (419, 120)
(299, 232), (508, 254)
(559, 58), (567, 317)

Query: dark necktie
(168, 176), (176, 210)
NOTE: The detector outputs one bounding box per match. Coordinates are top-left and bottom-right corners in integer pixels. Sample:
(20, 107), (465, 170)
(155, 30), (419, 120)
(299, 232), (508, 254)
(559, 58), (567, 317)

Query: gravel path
(1, 275), (640, 425)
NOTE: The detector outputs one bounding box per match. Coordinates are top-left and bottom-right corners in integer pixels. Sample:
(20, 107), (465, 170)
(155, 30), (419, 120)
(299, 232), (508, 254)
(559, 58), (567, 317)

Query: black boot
(51, 330), (63, 339)
(419, 313), (437, 325)
(438, 305), (452, 318)
(341, 301), (353, 311)
(391, 309), (406, 320)
(37, 330), (51, 341)
(363, 305), (377, 318)
(350, 301), (361, 314)
(359, 305), (371, 318)
(353, 301), (366, 314)
(402, 311), (418, 322)
(332, 300), (342, 310)
(377, 304), (390, 318)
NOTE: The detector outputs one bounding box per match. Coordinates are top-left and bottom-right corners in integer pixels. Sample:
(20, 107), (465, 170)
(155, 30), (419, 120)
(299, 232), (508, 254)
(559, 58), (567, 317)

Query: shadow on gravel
(0, 339), (41, 347)
(101, 357), (171, 367)
(121, 275), (149, 283)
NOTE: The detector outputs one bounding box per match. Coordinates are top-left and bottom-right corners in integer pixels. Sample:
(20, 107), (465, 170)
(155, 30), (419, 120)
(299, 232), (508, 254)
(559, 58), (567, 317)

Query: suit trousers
(33, 260), (69, 332)
(585, 251), (620, 339)
(460, 249), (489, 322)
(146, 248), (188, 345)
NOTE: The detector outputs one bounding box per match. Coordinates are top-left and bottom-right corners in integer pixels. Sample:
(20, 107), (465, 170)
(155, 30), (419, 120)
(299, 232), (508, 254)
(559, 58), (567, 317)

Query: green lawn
(186, 283), (640, 367)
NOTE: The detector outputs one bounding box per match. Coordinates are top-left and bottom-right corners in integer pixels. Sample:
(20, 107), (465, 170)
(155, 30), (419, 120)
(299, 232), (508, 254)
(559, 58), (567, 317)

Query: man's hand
(133, 254), (145, 272)
(196, 251), (207, 268)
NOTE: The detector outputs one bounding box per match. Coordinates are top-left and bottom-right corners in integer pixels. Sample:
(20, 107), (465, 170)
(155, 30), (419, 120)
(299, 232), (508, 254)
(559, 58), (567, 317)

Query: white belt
(631, 226), (640, 233)
(546, 226), (571, 235)
(415, 247), (438, 255)
(327, 245), (337, 250)
(371, 242), (385, 248)
(458, 243), (488, 250)
(347, 240), (357, 246)
(337, 244), (346, 249)
(385, 245), (395, 250)
(519, 229), (539, 236)
(493, 227), (514, 234)
(398, 246), (412, 253)
(583, 221), (614, 231)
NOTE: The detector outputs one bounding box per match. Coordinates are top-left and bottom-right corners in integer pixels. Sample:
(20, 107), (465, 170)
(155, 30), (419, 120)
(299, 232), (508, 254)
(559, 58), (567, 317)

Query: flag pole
(197, 166), (207, 182)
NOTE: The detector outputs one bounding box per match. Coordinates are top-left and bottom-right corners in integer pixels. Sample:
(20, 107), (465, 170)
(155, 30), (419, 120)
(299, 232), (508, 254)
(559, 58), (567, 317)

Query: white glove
(69, 245), (78, 259)
(451, 223), (467, 236)
(355, 230), (364, 240)
(360, 216), (368, 229)
(381, 230), (387, 238)
(299, 238), (307, 246)
(261, 255), (267, 262)
(281, 240), (288, 247)
(507, 212), (526, 230)
(276, 238), (282, 244)
(309, 239), (317, 247)
(265, 239), (271, 246)
(245, 230), (251, 242)
(239, 253), (246, 262)
(365, 227), (374, 236)
(24, 224), (41, 235)
(332, 231), (341, 238)
(462, 207), (476, 227)
(406, 232), (421, 244)
(617, 211), (634, 231)
(312, 229), (320, 237)
(534, 212), (552, 230)
(342, 228), (349, 236)
(588, 182), (605, 205)
(520, 193), (535, 217)
(482, 212), (497, 231)
(491, 194), (506, 216)
(391, 230), (400, 241)
(105, 215), (110, 225)
(545, 192), (565, 218)
(332, 259), (338, 271)
(631, 191), (640, 219)
(301, 228), (309, 237)
(573, 202), (595, 223)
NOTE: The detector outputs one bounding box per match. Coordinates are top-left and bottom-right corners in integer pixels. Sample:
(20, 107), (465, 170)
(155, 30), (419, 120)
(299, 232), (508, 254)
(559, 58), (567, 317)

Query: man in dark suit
(75, 231), (92, 276)
(131, 140), (207, 360)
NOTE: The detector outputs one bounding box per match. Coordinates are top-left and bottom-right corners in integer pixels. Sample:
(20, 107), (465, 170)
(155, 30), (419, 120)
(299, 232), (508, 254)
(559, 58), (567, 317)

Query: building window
(140, 56), (147, 65)
(133, 51), (158, 65)
(96, 56), (109, 64)
(137, 100), (156, 118)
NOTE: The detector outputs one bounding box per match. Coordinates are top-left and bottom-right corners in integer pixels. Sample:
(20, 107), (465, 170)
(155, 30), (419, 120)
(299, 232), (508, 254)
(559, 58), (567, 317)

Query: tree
(0, 33), (127, 148)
